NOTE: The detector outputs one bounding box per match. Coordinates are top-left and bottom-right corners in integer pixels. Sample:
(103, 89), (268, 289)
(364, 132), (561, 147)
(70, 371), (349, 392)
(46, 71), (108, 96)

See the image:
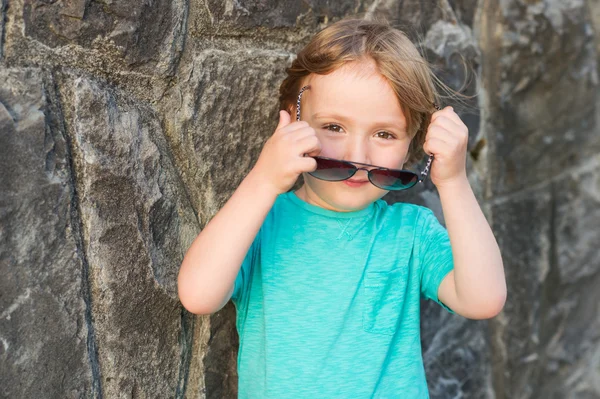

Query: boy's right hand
(250, 110), (321, 195)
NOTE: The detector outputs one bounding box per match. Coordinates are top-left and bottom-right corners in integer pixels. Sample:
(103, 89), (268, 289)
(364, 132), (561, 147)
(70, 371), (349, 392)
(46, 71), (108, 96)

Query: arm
(178, 171), (278, 314)
(436, 178), (506, 319)
(177, 110), (320, 314)
(423, 106), (506, 319)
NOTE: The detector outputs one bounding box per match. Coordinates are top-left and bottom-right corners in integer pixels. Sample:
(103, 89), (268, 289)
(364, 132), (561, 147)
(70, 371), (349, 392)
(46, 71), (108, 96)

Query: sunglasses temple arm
(296, 85), (310, 122)
(419, 154), (434, 183)
(419, 103), (441, 183)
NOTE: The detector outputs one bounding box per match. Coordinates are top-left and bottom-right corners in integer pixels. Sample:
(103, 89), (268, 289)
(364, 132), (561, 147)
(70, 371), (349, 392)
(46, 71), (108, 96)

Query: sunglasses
(295, 84), (438, 191)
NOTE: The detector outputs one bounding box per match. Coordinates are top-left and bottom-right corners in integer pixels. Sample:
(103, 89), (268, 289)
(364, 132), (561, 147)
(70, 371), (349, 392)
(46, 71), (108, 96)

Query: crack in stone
(43, 71), (104, 399)
(0, 0), (7, 60)
(175, 308), (194, 398)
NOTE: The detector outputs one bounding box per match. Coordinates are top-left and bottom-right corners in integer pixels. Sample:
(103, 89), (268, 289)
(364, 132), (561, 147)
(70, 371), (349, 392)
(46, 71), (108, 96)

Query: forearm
(178, 170), (278, 314)
(437, 177), (506, 314)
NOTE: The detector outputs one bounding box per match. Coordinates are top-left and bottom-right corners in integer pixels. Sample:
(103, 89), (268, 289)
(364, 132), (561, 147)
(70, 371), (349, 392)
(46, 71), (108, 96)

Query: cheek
(373, 147), (410, 169)
(303, 173), (332, 196)
(314, 135), (343, 158)
(364, 182), (388, 197)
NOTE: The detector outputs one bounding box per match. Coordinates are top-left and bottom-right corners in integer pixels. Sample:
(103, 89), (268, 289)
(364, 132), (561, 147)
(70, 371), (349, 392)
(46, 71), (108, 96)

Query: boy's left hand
(423, 106), (469, 188)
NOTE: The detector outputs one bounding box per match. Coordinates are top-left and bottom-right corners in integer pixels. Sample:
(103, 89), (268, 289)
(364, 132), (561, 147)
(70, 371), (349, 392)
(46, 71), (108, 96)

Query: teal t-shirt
(232, 191), (454, 398)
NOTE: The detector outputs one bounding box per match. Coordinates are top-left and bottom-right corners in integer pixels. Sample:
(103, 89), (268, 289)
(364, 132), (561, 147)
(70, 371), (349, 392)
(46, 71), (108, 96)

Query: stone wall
(1, 0), (599, 398)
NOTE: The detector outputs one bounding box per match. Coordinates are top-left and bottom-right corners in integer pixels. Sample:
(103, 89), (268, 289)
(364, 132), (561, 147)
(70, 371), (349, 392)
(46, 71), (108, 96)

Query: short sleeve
(231, 231), (261, 304)
(418, 208), (455, 313)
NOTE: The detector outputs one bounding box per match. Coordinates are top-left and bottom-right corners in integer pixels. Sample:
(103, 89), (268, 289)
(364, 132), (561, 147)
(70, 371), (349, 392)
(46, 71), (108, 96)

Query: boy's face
(295, 59), (411, 212)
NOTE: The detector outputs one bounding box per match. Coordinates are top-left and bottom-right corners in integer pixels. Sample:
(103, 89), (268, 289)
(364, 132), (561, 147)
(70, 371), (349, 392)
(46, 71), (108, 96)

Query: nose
(342, 136), (371, 165)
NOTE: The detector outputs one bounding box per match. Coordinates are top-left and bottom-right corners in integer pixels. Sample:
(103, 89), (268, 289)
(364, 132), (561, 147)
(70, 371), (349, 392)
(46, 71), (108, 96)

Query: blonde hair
(279, 18), (448, 165)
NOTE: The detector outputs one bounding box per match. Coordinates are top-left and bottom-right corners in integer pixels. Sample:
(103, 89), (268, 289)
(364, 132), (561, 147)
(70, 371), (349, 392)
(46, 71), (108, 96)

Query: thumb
(276, 110), (292, 130)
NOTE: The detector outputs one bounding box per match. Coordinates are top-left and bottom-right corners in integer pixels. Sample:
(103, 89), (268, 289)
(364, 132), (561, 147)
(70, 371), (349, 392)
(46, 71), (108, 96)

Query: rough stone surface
(482, 0), (599, 196)
(0, 0), (6, 59)
(481, 0), (600, 398)
(60, 73), (200, 398)
(160, 47), (293, 225)
(0, 68), (96, 398)
(22, 0), (189, 76)
(1, 0), (599, 398)
(193, 0), (379, 42)
(204, 0), (359, 29)
(489, 160), (600, 399)
(490, 188), (554, 398)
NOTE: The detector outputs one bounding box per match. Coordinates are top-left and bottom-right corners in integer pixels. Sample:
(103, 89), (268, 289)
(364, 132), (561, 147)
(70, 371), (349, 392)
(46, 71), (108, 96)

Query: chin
(313, 181), (387, 212)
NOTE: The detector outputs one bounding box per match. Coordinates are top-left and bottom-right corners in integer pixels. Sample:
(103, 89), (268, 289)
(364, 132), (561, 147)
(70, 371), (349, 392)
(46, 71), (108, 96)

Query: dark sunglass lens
(308, 158), (356, 181)
(369, 169), (418, 190)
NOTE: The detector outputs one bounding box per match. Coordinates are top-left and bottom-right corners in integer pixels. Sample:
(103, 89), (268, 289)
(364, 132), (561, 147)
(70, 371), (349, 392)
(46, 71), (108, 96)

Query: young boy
(178, 18), (506, 398)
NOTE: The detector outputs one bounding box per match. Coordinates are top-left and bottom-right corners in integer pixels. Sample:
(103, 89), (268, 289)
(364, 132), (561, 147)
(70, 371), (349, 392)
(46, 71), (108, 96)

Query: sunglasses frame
(294, 84), (438, 191)
(307, 156), (426, 191)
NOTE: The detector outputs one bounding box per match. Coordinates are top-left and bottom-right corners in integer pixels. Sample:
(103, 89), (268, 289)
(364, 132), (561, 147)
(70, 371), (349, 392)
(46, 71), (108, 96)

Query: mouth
(343, 179), (369, 187)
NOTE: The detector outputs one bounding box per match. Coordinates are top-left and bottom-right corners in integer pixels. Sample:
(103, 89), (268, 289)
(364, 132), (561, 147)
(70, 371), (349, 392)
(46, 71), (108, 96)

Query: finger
(297, 156), (317, 173)
(276, 110), (292, 130)
(425, 124), (452, 140)
(291, 126), (318, 140)
(296, 134), (322, 157)
(430, 106), (456, 123)
(430, 108), (444, 124)
(427, 124), (468, 152)
(278, 120), (310, 135)
(441, 106), (466, 127)
(432, 106), (466, 129)
(430, 108), (451, 125)
(423, 137), (450, 156)
(429, 115), (464, 136)
(427, 122), (458, 141)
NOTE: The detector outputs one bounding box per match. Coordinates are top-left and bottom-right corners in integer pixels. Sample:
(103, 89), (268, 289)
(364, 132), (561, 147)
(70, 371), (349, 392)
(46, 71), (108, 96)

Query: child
(178, 18), (506, 398)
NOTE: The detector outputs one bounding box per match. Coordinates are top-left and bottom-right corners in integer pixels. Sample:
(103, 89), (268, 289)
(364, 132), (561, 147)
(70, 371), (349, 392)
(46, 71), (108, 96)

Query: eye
(375, 131), (395, 140)
(323, 124), (344, 133)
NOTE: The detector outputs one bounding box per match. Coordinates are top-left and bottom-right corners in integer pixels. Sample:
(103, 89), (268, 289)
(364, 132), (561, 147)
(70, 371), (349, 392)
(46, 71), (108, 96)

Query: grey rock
(421, 304), (492, 399)
(489, 162), (600, 398)
(0, 0), (6, 59)
(533, 165), (600, 397)
(482, 0), (599, 195)
(0, 67), (96, 398)
(554, 164), (600, 284)
(480, 2), (600, 394)
(21, 0), (188, 76)
(61, 73), (200, 398)
(203, 302), (239, 399)
(201, 0), (376, 33)
(159, 48), (293, 224)
(490, 188), (554, 398)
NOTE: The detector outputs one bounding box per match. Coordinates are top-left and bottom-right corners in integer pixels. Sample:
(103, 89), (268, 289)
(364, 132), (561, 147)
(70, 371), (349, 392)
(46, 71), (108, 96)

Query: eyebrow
(311, 112), (407, 130)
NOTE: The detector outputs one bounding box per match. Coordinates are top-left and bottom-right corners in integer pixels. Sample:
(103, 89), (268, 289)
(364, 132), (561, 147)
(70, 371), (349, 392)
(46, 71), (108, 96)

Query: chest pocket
(362, 266), (408, 335)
